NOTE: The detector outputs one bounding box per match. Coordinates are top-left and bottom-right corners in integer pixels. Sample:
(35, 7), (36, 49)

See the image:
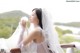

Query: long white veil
(6, 16), (28, 49)
(0, 17), (25, 52)
(42, 8), (64, 53)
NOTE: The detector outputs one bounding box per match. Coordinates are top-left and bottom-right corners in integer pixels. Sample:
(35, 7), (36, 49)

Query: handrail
(61, 44), (75, 48)
(10, 44), (76, 53)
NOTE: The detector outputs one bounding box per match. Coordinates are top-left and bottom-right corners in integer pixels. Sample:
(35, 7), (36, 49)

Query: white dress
(21, 24), (50, 53)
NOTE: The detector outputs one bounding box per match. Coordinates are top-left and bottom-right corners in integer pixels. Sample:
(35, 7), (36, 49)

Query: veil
(42, 8), (64, 53)
(6, 16), (28, 49)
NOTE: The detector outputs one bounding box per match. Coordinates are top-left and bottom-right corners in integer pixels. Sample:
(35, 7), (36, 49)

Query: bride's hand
(20, 17), (29, 29)
(21, 20), (27, 29)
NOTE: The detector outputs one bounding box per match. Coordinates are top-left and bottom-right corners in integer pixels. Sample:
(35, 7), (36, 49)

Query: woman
(18, 8), (64, 53)
(0, 8), (64, 53)
(19, 8), (50, 53)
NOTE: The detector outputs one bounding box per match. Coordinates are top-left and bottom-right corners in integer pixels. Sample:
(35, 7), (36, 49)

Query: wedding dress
(21, 23), (50, 53)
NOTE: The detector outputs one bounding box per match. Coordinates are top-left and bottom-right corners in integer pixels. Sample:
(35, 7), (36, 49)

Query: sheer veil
(6, 17), (28, 49)
(42, 8), (64, 53)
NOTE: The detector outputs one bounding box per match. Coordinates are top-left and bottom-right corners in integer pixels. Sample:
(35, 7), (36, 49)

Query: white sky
(0, 0), (80, 23)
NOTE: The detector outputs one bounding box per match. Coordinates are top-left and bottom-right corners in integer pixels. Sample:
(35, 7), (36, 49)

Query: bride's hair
(32, 8), (43, 29)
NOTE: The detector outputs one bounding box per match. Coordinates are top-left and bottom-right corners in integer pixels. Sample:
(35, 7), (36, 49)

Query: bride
(0, 8), (64, 53)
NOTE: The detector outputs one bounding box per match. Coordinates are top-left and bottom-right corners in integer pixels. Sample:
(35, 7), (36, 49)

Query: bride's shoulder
(29, 26), (42, 34)
(33, 27), (42, 33)
(28, 27), (42, 37)
(29, 27), (42, 35)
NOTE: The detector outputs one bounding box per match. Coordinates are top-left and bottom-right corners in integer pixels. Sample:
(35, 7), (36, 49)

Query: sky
(0, 0), (80, 23)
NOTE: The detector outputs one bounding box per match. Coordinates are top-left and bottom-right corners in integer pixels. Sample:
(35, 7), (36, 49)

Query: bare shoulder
(27, 27), (42, 40)
(32, 27), (42, 34)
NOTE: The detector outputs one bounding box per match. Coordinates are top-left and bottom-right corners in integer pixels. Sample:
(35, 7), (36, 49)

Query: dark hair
(32, 8), (43, 29)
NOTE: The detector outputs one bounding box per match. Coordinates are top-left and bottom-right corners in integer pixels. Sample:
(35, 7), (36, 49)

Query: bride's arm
(21, 29), (40, 46)
(18, 28), (25, 45)
(18, 19), (27, 45)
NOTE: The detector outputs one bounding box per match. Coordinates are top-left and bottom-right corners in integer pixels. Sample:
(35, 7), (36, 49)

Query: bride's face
(29, 10), (39, 24)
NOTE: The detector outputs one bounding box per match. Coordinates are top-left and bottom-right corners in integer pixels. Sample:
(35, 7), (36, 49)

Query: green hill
(0, 10), (29, 18)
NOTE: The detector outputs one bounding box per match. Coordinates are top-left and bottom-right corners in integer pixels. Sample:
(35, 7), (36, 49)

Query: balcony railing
(9, 44), (76, 53)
